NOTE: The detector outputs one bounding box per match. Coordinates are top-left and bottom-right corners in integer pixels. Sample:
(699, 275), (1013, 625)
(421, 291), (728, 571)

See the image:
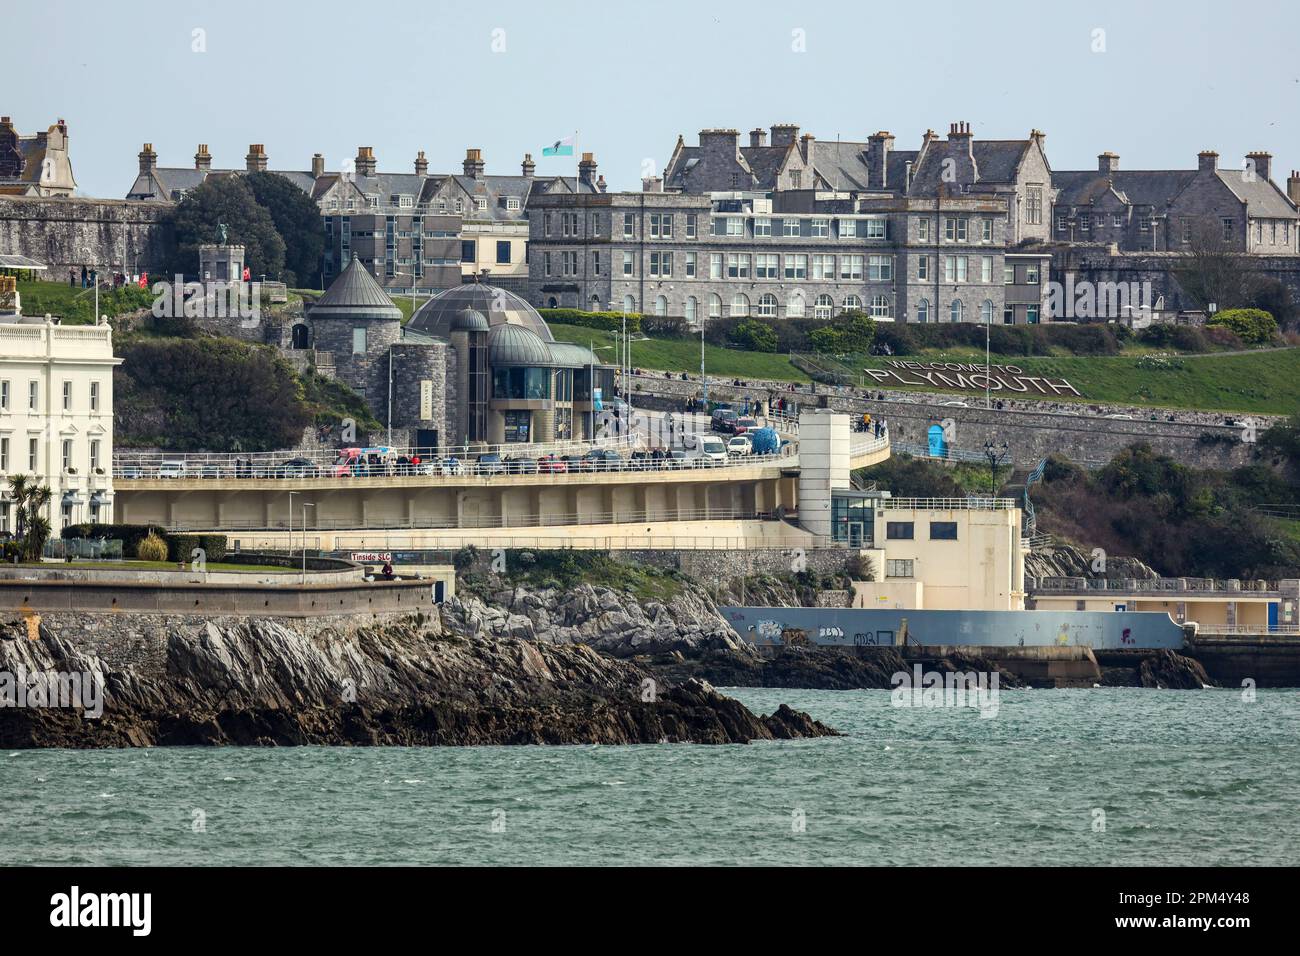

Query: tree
(1249, 277), (1297, 332)
(729, 320), (778, 352)
(1173, 217), (1261, 312)
(5, 476), (52, 560)
(244, 172), (325, 289)
(808, 312), (876, 354)
(165, 176), (286, 281)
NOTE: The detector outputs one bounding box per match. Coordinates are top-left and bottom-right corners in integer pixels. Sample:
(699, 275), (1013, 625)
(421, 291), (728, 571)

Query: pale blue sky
(8, 0), (1300, 198)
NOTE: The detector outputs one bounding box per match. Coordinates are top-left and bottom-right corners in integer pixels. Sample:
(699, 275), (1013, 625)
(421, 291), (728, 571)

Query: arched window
(870, 294), (892, 318)
(843, 294), (861, 312)
(709, 294), (722, 318)
(623, 294), (636, 313)
(757, 293), (778, 317)
(950, 299), (964, 323)
(685, 296), (698, 323)
(916, 298), (930, 323)
(590, 294), (601, 311)
(655, 295), (668, 316)
(731, 293), (750, 317)
(814, 294), (834, 319)
(787, 295), (805, 318)
(980, 299), (994, 324)
(547, 296), (558, 308)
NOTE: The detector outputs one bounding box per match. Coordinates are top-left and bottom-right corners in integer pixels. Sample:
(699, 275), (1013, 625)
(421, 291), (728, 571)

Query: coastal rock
(0, 615), (835, 748)
(1137, 649), (1215, 689)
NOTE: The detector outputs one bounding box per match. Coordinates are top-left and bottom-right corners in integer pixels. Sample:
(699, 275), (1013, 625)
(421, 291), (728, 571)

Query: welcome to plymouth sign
(863, 360), (1082, 397)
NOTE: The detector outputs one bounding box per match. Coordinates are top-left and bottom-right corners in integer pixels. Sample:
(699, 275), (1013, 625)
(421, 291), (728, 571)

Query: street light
(983, 440), (1010, 496)
(300, 502), (315, 585)
(288, 491), (297, 556)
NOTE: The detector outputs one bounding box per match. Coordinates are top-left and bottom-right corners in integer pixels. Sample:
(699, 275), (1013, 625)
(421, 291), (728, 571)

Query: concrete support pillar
(638, 485), (650, 522)
(602, 485), (615, 524)
(797, 410), (850, 538)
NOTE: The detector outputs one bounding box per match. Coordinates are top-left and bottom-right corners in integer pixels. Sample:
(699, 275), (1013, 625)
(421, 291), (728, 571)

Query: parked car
(195, 463), (224, 479)
(667, 450), (690, 469)
(507, 456), (538, 475)
(157, 460), (187, 479)
(278, 457), (319, 479)
(439, 457), (465, 477)
(478, 453), (505, 476)
(710, 408), (739, 433)
(727, 435), (753, 456)
(733, 417), (759, 435)
(583, 449), (623, 471)
(940, 401), (969, 408)
(537, 455), (568, 474)
(119, 464), (145, 479)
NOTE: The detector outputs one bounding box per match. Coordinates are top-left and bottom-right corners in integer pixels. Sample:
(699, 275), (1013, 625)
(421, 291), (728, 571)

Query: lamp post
(288, 491), (296, 557)
(589, 342), (616, 439)
(985, 307), (992, 410)
(301, 502), (315, 585)
(700, 314), (707, 409)
(983, 440), (1009, 496)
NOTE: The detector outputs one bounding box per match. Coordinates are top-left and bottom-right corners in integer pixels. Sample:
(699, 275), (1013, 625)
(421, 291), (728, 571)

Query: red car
(537, 454), (569, 474)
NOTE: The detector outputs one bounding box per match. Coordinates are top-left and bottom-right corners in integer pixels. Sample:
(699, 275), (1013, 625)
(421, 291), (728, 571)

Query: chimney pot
(1098, 151), (1119, 176)
(311, 153), (325, 178)
(1198, 150), (1219, 173)
(521, 153), (535, 177)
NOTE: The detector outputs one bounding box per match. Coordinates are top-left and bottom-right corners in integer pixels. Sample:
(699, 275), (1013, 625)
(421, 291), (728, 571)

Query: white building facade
(0, 297), (121, 533)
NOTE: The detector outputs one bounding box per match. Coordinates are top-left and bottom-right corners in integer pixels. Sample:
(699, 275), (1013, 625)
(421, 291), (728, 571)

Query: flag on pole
(542, 135), (575, 157)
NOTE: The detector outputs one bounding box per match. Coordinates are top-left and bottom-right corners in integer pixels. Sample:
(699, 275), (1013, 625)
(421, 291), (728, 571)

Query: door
(1268, 601), (1279, 632)
(1114, 603), (1127, 612)
(847, 521), (866, 547)
(415, 428), (439, 457)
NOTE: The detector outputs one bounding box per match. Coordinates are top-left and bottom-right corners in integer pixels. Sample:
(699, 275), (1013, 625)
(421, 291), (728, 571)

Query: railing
(849, 432), (890, 457)
(1031, 577), (1283, 594)
(1194, 624), (1300, 637)
(879, 497), (1018, 511)
(115, 447), (791, 482)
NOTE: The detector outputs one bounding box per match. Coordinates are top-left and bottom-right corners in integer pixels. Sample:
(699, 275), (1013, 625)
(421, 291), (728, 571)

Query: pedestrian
(68, 268), (75, 288)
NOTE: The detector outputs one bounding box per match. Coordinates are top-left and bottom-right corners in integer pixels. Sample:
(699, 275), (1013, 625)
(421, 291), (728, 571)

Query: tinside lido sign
(864, 360), (1081, 397)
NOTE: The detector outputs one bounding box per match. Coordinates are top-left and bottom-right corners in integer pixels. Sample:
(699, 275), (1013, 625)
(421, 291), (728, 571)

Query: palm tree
(23, 514), (51, 562)
(6, 474), (30, 538)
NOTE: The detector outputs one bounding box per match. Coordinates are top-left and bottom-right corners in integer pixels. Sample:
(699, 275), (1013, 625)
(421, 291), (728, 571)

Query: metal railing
(1031, 577), (1283, 594)
(1194, 624), (1300, 636)
(849, 433), (890, 457)
(879, 496), (1018, 511)
(114, 447), (792, 482)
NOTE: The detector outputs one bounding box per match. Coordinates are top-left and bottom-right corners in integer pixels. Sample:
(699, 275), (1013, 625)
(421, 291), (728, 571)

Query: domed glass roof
(409, 284), (553, 342)
(450, 308), (490, 332)
(488, 323), (554, 367)
(547, 342), (599, 367)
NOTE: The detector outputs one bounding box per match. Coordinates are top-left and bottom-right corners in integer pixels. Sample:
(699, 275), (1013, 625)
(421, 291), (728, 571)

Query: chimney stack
(1098, 151), (1119, 176)
(749, 128), (767, 148)
(1245, 151), (1272, 183)
(1198, 150), (1219, 173)
(578, 152), (597, 189)
(138, 143), (157, 175)
(463, 148), (485, 179)
(642, 176), (664, 193)
(355, 146), (376, 177)
(311, 153), (325, 178)
(521, 153), (535, 177)
(866, 131), (894, 189)
(769, 124), (800, 147)
(415, 150), (428, 176)
(245, 144), (268, 172)
(596, 175), (607, 193)
(1287, 170), (1300, 206)
(799, 133), (815, 175)
(195, 144), (211, 172)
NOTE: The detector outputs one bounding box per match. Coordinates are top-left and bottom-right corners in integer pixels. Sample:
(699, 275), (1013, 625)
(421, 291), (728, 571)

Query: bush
(1207, 308), (1277, 345)
(728, 320), (778, 352)
(136, 531), (169, 562)
(1, 541), (20, 562)
(166, 533), (228, 563)
(539, 309), (643, 334)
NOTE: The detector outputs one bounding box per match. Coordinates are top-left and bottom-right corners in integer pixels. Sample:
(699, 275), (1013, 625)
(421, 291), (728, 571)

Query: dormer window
(476, 197), (488, 210)
(454, 199), (464, 213)
(506, 196), (520, 211)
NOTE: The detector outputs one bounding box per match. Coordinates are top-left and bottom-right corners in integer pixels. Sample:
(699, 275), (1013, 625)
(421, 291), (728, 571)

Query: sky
(8, 0), (1300, 198)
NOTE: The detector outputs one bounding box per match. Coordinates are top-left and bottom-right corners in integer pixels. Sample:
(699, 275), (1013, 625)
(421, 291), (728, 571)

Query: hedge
(166, 533), (229, 564)
(539, 309), (643, 333)
(61, 524), (227, 563)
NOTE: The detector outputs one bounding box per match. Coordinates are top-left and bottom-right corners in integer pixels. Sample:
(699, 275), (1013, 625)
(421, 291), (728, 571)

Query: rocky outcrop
(0, 615), (835, 748)
(1026, 544), (1159, 581)
(446, 583), (750, 658)
(1137, 649), (1214, 689)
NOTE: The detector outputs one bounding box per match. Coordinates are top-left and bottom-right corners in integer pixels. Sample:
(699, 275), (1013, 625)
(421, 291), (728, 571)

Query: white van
(698, 436), (728, 462)
(158, 460), (188, 479)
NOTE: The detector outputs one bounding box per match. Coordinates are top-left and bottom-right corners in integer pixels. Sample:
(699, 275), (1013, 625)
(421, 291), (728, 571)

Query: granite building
(0, 116), (77, 197)
(125, 142), (599, 295)
(528, 123), (1053, 325)
(1051, 149), (1299, 254)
